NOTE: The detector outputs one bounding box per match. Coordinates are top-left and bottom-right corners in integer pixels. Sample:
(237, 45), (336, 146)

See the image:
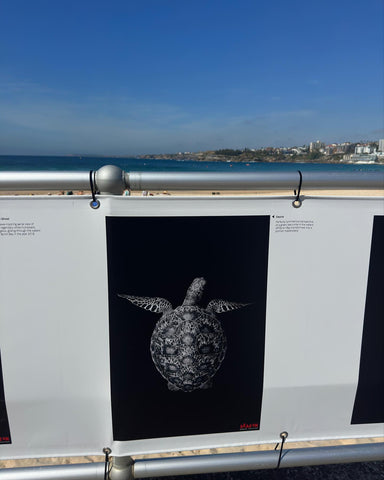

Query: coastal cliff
(137, 149), (383, 164)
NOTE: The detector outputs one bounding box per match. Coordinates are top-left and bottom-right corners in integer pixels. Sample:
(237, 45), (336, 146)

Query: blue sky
(0, 0), (383, 155)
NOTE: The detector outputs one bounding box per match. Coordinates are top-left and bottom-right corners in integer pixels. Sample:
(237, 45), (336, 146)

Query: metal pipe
(0, 444), (382, 480)
(126, 171), (384, 191)
(0, 165), (126, 194)
(0, 462), (105, 480)
(0, 167), (383, 193)
(133, 443), (384, 477)
(0, 171), (91, 192)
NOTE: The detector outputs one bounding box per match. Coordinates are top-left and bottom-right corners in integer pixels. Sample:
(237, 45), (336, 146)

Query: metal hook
(103, 447), (112, 480)
(292, 170), (303, 208)
(89, 170), (100, 209)
(275, 431), (288, 468)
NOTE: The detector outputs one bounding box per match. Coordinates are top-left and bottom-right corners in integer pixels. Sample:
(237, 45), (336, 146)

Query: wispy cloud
(0, 80), (57, 95)
(1, 93), (190, 133)
(230, 109), (316, 127)
(0, 78), (379, 154)
(0, 93), (320, 154)
(371, 128), (384, 136)
(0, 89), (202, 153)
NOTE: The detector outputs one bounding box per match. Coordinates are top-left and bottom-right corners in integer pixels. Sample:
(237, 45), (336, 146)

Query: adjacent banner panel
(352, 215), (384, 425)
(0, 195), (383, 459)
(0, 351), (11, 445)
(0, 197), (113, 459)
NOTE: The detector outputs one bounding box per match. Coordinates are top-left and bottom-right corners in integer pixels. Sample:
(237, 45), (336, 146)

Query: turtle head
(182, 277), (206, 306)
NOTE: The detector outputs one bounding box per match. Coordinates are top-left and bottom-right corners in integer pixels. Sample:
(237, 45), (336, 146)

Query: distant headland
(138, 140), (384, 164)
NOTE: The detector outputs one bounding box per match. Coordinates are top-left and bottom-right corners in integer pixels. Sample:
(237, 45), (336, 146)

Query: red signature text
(240, 423), (259, 430)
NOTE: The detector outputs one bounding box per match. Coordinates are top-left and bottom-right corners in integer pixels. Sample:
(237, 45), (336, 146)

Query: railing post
(109, 456), (134, 480)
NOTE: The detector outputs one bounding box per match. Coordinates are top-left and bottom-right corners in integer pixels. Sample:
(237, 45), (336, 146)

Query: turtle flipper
(167, 381), (181, 391)
(200, 380), (212, 390)
(118, 295), (172, 313)
(206, 299), (250, 313)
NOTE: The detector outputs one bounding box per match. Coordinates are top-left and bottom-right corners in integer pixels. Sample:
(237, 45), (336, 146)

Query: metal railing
(0, 443), (383, 480)
(1, 165), (383, 194)
(1, 166), (383, 479)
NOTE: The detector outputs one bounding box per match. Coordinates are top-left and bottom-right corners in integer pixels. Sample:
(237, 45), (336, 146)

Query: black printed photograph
(0, 351), (11, 444)
(106, 215), (270, 441)
(352, 215), (384, 425)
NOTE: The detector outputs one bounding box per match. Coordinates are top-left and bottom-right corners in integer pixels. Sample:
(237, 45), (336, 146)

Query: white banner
(0, 195), (383, 459)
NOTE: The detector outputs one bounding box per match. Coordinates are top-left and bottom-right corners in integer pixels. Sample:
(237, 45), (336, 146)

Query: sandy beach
(1, 436), (383, 469)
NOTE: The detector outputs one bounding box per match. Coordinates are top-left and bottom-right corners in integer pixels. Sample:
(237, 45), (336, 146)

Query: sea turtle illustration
(118, 277), (248, 392)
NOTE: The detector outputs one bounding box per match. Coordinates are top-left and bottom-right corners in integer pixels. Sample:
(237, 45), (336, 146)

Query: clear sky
(0, 0), (383, 155)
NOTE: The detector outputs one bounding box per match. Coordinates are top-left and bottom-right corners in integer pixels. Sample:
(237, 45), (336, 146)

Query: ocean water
(0, 155), (383, 173)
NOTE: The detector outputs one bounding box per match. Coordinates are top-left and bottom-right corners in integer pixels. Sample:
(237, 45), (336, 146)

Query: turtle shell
(150, 305), (227, 392)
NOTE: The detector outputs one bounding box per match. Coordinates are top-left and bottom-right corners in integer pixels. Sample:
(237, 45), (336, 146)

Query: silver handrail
(0, 165), (383, 194)
(126, 170), (384, 191)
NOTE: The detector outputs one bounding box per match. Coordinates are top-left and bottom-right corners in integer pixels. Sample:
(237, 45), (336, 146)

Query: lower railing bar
(132, 443), (384, 478)
(0, 462), (105, 480)
(0, 444), (382, 480)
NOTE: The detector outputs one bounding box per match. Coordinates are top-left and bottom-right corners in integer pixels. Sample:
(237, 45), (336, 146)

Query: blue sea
(0, 155), (383, 174)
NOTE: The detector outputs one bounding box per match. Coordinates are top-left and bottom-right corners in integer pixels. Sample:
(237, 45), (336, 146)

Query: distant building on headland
(355, 145), (375, 154)
(324, 142), (353, 155)
(309, 140), (325, 152)
(343, 141), (383, 163)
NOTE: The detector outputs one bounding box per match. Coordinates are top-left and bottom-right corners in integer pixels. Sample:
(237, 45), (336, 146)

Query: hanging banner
(0, 195), (383, 460)
(0, 197), (112, 460)
(106, 215), (269, 442)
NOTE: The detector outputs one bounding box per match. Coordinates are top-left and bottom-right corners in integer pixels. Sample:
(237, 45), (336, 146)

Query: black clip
(103, 447), (111, 480)
(274, 431), (288, 469)
(89, 170), (100, 209)
(292, 170), (303, 208)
